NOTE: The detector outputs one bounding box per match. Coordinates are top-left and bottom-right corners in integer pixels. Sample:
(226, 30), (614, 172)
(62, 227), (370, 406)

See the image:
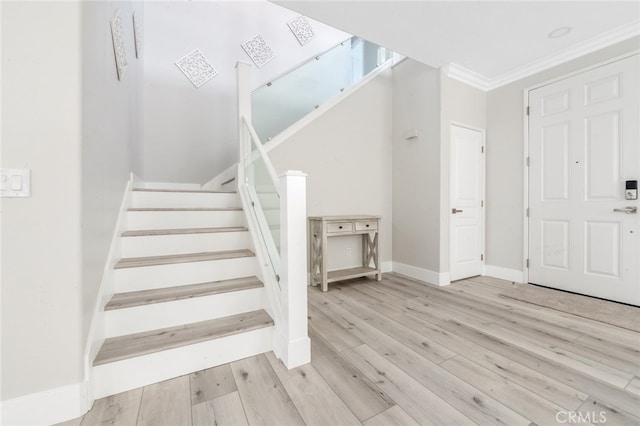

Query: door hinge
(526, 258), (529, 268)
(251, 201), (255, 207)
(481, 254), (484, 261)
(526, 106), (530, 116)
(481, 146), (485, 154)
(526, 157), (530, 167)
(526, 207), (529, 217)
(481, 200), (484, 207)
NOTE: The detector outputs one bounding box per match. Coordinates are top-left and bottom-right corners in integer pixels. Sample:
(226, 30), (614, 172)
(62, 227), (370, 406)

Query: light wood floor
(59, 274), (640, 426)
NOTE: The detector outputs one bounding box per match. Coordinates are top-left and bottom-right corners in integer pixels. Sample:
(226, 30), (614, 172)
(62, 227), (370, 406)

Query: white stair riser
(127, 210), (245, 230)
(105, 287), (265, 337)
(93, 327), (273, 399)
(132, 192), (240, 209)
(114, 257), (259, 292)
(121, 231), (251, 257)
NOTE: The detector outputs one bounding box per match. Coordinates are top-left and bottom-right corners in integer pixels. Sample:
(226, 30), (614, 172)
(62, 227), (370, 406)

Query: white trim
(392, 262), (450, 287)
(1, 382), (88, 426)
(442, 63), (492, 91)
(444, 22), (640, 91)
(263, 58), (395, 154)
(83, 177), (133, 405)
(381, 261), (393, 273)
(523, 86), (531, 285)
(484, 265), (524, 284)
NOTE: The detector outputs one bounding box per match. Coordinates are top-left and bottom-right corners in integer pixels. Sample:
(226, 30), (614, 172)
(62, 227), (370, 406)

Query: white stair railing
(236, 62), (310, 368)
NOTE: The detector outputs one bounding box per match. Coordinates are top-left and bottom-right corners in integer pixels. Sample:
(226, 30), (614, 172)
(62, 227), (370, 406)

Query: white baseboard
(484, 265), (524, 283)
(1, 382), (88, 426)
(280, 336), (311, 369)
(391, 262), (450, 286)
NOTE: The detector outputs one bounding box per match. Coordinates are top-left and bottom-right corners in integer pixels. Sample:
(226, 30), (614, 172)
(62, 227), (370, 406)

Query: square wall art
(241, 34), (276, 68)
(175, 49), (218, 88)
(288, 15), (316, 46)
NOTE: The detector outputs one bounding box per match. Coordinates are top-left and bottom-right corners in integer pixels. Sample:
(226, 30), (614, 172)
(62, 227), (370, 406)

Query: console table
(309, 215), (381, 292)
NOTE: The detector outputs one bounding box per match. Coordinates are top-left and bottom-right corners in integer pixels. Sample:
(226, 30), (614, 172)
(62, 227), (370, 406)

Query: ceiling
(272, 1), (640, 89)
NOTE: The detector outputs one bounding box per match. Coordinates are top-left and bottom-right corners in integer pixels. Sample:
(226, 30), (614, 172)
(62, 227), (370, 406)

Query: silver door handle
(613, 206), (637, 214)
(451, 208), (463, 214)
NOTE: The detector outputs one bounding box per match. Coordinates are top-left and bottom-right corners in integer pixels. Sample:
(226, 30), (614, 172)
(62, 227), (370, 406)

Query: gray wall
(270, 69), (393, 269)
(2, 1), (84, 400)
(1, 0), (142, 401)
(391, 59), (441, 272)
(486, 36), (640, 272)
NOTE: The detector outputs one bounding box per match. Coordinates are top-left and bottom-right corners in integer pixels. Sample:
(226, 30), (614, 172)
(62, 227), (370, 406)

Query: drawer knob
(338, 226), (343, 229)
(366, 224), (370, 227)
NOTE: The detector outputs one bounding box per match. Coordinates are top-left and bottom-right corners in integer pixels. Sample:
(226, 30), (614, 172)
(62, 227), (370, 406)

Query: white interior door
(450, 124), (484, 281)
(528, 54), (639, 306)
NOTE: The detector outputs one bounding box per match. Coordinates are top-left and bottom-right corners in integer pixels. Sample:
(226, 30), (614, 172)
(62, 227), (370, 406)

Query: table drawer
(355, 220), (378, 231)
(327, 222), (353, 233)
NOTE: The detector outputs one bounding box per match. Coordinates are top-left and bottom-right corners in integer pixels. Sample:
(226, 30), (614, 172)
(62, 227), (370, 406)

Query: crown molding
(444, 20), (640, 92)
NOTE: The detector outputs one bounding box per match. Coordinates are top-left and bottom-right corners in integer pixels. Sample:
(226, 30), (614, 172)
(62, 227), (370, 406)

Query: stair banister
(236, 61), (310, 368)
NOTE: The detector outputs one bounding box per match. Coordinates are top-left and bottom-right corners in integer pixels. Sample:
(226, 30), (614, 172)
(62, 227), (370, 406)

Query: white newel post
(278, 171), (311, 368)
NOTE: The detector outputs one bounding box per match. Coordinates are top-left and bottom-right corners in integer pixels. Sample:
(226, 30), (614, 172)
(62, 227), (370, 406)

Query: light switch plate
(0, 169), (31, 197)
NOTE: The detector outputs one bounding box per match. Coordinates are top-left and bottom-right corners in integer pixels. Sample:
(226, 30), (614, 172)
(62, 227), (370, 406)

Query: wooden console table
(309, 215), (381, 292)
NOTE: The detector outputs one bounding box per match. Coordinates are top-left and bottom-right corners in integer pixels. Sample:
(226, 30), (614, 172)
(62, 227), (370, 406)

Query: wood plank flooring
(62, 274), (640, 426)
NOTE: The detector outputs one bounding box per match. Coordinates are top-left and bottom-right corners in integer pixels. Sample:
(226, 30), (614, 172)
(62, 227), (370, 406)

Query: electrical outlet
(346, 248), (352, 256)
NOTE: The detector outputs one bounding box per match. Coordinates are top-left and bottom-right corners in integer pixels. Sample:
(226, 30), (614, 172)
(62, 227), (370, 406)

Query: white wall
(1, 1), (84, 400)
(142, 1), (350, 184)
(391, 59), (441, 273)
(1, 0), (143, 409)
(269, 69), (393, 270)
(485, 36), (640, 272)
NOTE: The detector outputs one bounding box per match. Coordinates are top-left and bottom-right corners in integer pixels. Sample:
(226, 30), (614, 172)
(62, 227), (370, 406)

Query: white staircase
(93, 188), (274, 399)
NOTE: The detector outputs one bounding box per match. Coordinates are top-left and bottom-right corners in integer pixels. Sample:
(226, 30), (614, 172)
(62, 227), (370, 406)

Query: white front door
(528, 54), (639, 306)
(450, 124), (485, 281)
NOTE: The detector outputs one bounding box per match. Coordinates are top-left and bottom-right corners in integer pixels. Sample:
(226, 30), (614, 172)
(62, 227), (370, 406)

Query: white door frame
(449, 121), (486, 281)
(522, 50), (640, 284)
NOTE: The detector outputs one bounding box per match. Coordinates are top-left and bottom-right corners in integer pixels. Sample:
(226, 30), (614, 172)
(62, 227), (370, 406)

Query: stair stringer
(82, 173), (137, 409)
(236, 170), (286, 360)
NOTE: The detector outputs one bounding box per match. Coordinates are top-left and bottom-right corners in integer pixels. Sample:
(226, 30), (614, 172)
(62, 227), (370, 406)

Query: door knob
(451, 208), (463, 214)
(613, 206), (637, 214)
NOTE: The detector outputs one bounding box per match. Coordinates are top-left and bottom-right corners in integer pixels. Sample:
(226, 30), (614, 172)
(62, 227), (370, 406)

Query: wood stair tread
(128, 207), (242, 212)
(114, 249), (254, 269)
(122, 226), (248, 237)
(133, 188), (236, 194)
(93, 310), (273, 366)
(105, 277), (263, 310)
